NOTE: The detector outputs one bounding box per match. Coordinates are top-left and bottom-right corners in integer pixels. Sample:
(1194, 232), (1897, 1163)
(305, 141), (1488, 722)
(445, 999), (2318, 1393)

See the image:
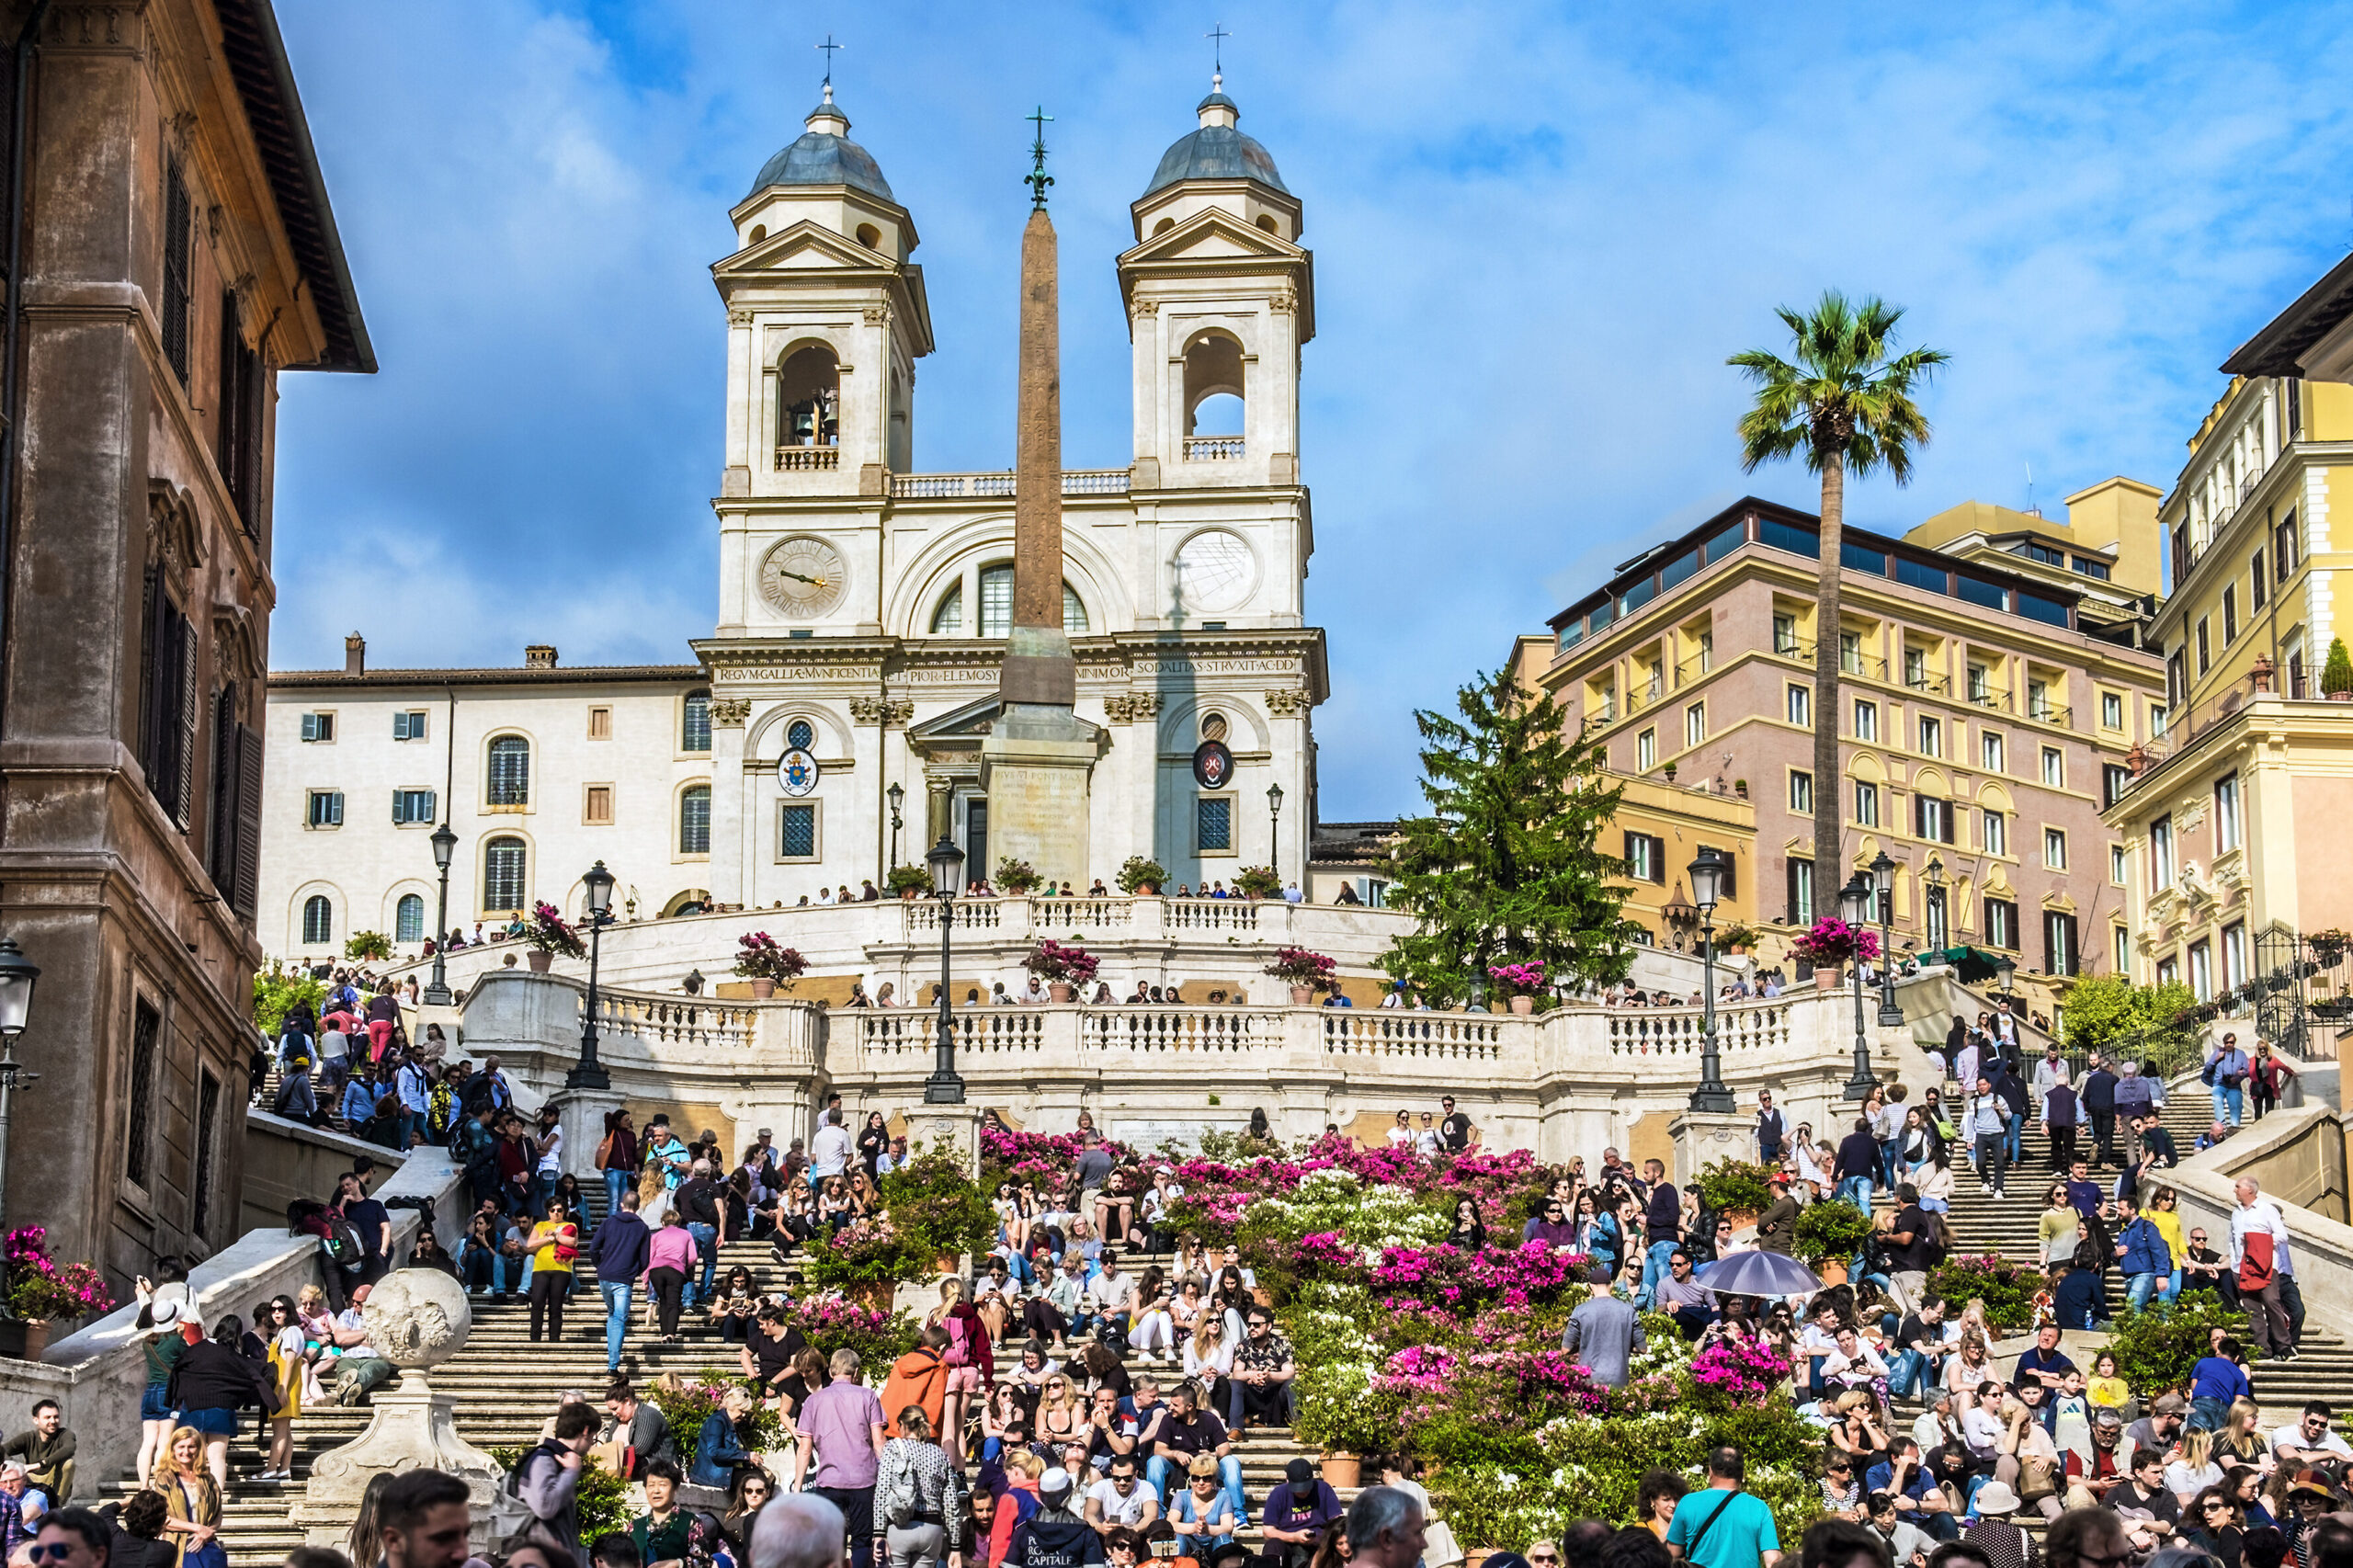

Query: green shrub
(1927, 1253), (2042, 1330)
(877, 1139), (996, 1258)
(885, 865), (934, 895)
(489, 1447), (632, 1539)
(252, 964), (326, 1038)
(1793, 1200), (1874, 1266)
(2327, 637), (2353, 697)
(1695, 1158), (1776, 1215)
(1116, 857), (1170, 893)
(344, 930), (392, 961)
(2103, 1293), (2248, 1394)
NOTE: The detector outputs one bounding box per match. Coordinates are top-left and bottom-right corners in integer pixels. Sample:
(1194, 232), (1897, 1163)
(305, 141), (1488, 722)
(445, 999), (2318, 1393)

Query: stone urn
(291, 1268), (501, 1549)
(1290, 984), (1318, 1005)
(526, 949), (552, 973)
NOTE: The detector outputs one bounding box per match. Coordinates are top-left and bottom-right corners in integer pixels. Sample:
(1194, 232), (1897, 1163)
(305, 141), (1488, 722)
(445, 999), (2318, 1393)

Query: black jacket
(168, 1338), (272, 1414)
(676, 1176), (723, 1229)
(1011, 1508), (1104, 1568)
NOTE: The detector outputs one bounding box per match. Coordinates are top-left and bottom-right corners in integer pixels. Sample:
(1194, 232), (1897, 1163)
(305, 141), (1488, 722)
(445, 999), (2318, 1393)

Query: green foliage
(1714, 923), (1762, 949)
(252, 964), (326, 1038)
(2326, 637), (2353, 697)
(490, 1446), (632, 1540)
(2103, 1293), (2248, 1394)
(1234, 865), (1283, 898)
(1792, 1199), (1874, 1266)
(1694, 1158), (1777, 1215)
(885, 865), (934, 895)
(1382, 668), (1640, 1006)
(877, 1139), (996, 1259)
(343, 930), (392, 961)
(1927, 1254), (2042, 1331)
(2061, 973), (2204, 1076)
(994, 858), (1043, 893)
(642, 1372), (785, 1460)
(1116, 857), (1169, 893)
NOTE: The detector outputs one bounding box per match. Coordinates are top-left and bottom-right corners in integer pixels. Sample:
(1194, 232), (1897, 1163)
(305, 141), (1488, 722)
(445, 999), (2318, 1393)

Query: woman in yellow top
(261, 1294), (305, 1482)
(2149, 1185), (2188, 1301)
(524, 1196), (579, 1346)
(153, 1426), (222, 1566)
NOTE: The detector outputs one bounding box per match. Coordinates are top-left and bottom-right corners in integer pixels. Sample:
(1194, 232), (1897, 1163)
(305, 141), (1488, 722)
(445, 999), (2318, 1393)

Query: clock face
(1174, 529), (1256, 615)
(758, 537), (848, 619)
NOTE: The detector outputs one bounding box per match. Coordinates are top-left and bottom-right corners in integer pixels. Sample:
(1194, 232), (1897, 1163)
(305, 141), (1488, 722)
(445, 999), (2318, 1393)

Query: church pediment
(715, 219), (895, 278)
(1118, 207), (1302, 269)
(906, 693), (1107, 756)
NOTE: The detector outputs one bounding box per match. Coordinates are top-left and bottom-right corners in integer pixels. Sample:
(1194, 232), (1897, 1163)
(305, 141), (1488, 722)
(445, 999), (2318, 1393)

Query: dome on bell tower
(1142, 78), (1288, 198)
(747, 82), (896, 203)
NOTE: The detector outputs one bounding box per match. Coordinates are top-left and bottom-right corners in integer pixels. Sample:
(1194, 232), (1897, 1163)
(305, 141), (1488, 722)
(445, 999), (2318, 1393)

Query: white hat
(1972, 1482), (2021, 1517)
(145, 1300), (185, 1331)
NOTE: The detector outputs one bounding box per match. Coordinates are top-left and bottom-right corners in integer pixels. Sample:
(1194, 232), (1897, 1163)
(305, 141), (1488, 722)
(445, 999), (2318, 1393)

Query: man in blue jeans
(588, 1187), (651, 1374)
(2115, 1194), (2173, 1311)
(675, 1160), (725, 1309)
(1636, 1161), (1681, 1309)
(2210, 1033), (2252, 1129)
(1144, 1383), (1244, 1517)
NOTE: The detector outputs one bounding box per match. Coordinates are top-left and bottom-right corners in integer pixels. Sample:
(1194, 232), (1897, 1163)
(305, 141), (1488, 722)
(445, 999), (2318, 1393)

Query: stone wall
(2165, 1105), (2353, 1335)
(243, 1110), (414, 1237)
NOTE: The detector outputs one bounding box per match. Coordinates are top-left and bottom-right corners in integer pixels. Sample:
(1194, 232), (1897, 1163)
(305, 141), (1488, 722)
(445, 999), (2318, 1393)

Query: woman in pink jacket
(642, 1209), (699, 1343)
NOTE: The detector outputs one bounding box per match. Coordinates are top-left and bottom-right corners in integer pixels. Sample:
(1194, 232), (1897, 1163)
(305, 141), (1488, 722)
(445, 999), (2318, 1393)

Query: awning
(1932, 945), (2009, 983)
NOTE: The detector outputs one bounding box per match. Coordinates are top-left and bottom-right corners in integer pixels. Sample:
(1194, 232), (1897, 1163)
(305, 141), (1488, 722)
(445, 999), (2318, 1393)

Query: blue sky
(271, 0), (2353, 820)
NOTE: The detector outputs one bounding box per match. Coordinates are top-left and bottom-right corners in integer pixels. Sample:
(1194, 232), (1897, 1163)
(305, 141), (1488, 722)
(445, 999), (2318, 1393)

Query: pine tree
(1381, 667), (1638, 1005)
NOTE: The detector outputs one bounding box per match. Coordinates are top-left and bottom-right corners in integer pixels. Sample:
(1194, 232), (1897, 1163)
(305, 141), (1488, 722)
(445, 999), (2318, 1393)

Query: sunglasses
(27, 1550), (73, 1564)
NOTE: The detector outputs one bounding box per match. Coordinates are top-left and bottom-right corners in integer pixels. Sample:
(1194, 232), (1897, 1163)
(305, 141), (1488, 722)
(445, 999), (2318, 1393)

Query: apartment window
(1982, 732), (2005, 773)
(1915, 795), (1954, 844)
(2027, 679), (2052, 721)
(1787, 857), (1814, 925)
(2151, 702), (2167, 738)
(683, 691), (712, 753)
(2252, 550), (2268, 609)
(215, 291), (264, 534)
(306, 790), (344, 829)
(162, 157), (190, 384)
(1197, 796), (1233, 854)
(301, 894), (333, 945)
(2044, 827), (2067, 869)
(2277, 514), (2300, 575)
(1839, 631), (1861, 674)
(2102, 764), (2130, 810)
(1967, 664), (1991, 702)
(2111, 844), (2128, 884)
(1983, 809), (2006, 857)
(2172, 521), (2192, 585)
(587, 706), (613, 740)
(1697, 844), (1736, 895)
(2197, 617), (2211, 675)
(2212, 774), (2240, 851)
(1685, 703), (1705, 747)
(2158, 957), (2179, 987)
(483, 835), (528, 910)
(779, 801), (819, 860)
(2222, 585), (2238, 643)
(1789, 770), (1813, 812)
(1787, 684), (1810, 726)
(2150, 816), (2174, 888)
(679, 784), (710, 854)
(125, 999), (160, 1187)
(1643, 661), (1664, 702)
(2040, 746), (2063, 788)
(2114, 926), (2132, 977)
(2165, 651), (2187, 708)
(1917, 716), (1942, 757)
(488, 735), (530, 806)
(395, 894), (425, 945)
(2188, 939), (2212, 1002)
(1904, 649), (1927, 688)
(392, 789), (436, 825)
(1853, 699), (1878, 741)
(1854, 780), (1880, 827)
(1773, 613), (1798, 655)
(135, 577), (193, 833)
(1623, 832), (1665, 884)
(301, 712), (335, 743)
(1984, 898), (2018, 950)
(584, 785), (614, 825)
(2046, 912), (2081, 978)
(1697, 631), (1713, 671)
(1636, 729), (1655, 771)
(2288, 381), (2303, 440)
(2222, 922), (2247, 991)
(2100, 693), (2123, 731)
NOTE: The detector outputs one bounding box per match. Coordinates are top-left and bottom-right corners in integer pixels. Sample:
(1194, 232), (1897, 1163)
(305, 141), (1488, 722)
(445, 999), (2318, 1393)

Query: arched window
(395, 893), (425, 944)
(483, 836), (527, 913)
(1063, 585), (1088, 634)
(931, 583), (963, 634)
(301, 894), (333, 946)
(787, 720), (815, 752)
(682, 691), (710, 753)
(936, 569), (1090, 637)
(1182, 331), (1245, 440)
(778, 346), (840, 449)
(488, 735), (530, 806)
(680, 785), (711, 855)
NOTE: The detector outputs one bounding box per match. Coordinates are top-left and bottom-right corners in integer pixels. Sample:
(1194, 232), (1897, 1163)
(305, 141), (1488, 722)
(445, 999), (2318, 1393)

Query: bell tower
(1120, 77), (1313, 491)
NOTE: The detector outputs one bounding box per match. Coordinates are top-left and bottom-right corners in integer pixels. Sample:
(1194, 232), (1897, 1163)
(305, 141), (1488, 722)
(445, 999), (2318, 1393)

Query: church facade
(260, 82), (1328, 958)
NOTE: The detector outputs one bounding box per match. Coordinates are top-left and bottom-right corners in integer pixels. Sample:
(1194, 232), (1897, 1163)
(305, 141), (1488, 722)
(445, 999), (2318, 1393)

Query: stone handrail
(2159, 1104), (2353, 1339)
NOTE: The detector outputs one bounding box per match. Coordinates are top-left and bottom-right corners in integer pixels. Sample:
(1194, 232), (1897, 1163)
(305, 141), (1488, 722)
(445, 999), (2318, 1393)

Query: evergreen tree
(1381, 667), (1638, 1005)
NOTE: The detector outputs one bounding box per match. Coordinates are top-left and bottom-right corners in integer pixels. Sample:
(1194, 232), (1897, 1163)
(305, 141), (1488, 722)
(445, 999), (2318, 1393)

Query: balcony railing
(1183, 436), (1245, 460)
(1904, 672), (1949, 696)
(2025, 702), (2071, 728)
(1967, 685), (2009, 710)
(889, 469), (1132, 499)
(775, 445), (840, 472)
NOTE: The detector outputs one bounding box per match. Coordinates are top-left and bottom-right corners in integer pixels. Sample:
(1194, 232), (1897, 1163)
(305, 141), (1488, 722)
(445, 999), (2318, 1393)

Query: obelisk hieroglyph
(981, 111), (1097, 888)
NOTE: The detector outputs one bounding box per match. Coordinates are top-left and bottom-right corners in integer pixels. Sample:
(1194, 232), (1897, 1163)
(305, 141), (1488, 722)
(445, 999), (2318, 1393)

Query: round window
(1200, 713), (1228, 743)
(787, 720), (815, 752)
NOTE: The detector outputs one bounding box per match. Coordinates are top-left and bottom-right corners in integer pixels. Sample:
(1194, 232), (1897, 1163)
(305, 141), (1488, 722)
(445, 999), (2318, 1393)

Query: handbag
(185, 1542), (229, 1568)
(2018, 1453), (2058, 1502)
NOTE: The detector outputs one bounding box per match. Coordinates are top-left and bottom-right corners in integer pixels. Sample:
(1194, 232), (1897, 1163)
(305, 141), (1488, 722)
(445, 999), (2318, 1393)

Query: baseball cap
(2154, 1392), (2187, 1415)
(1285, 1459), (1314, 1487)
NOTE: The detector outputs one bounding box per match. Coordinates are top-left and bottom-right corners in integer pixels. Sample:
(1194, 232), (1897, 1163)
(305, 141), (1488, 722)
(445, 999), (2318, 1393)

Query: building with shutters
(0, 0), (369, 1285)
(1519, 490), (2165, 983)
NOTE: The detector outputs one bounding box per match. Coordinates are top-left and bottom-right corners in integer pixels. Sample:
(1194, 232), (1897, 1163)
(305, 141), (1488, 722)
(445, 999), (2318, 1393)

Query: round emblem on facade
(779, 748), (820, 796)
(758, 536), (848, 618)
(1191, 739), (1234, 790)
(1174, 529), (1256, 615)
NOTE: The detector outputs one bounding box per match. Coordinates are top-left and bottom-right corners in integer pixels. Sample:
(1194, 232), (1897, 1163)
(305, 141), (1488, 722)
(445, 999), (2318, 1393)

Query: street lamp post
(1840, 872), (1877, 1099)
(0, 938), (40, 1244)
(1924, 854), (1947, 951)
(1687, 848), (1733, 1113)
(1872, 850), (1903, 1027)
(925, 834), (969, 1104)
(1999, 956), (2017, 1009)
(424, 824), (458, 1006)
(1267, 782), (1284, 879)
(569, 861), (614, 1089)
(887, 782), (905, 874)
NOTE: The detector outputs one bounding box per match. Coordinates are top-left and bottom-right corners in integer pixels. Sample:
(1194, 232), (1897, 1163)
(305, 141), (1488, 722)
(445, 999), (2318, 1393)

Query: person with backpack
(273, 1057), (318, 1124)
(505, 1402), (597, 1563)
(881, 1325), (950, 1445)
(597, 1109), (642, 1233)
(875, 1405), (965, 1568)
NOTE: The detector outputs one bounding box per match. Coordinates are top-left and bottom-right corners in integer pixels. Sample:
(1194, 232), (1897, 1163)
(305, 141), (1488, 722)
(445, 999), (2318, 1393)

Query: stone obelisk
(981, 112), (1097, 887)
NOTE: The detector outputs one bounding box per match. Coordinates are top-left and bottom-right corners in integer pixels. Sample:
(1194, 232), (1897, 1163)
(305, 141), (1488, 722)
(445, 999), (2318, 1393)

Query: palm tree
(1730, 291), (1948, 924)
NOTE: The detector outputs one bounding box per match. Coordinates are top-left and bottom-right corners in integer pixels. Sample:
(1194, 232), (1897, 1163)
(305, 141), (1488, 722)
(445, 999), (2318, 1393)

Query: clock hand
(774, 568), (830, 589)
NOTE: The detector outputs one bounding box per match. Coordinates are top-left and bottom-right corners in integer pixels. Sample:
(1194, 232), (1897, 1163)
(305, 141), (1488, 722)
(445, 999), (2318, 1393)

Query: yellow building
(2101, 262), (2353, 997)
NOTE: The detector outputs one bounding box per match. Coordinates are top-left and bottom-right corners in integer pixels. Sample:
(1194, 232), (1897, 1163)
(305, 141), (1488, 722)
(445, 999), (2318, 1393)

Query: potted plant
(343, 930), (392, 962)
(805, 1213), (921, 1309)
(1792, 1199), (1874, 1285)
(1663, 761), (1677, 782)
(1485, 960), (1548, 1015)
(1265, 946), (1337, 1004)
(2310, 928), (2351, 968)
(878, 1139), (998, 1274)
(995, 858), (1045, 894)
(1234, 864), (1283, 899)
(733, 931), (808, 999)
(885, 865), (933, 900)
(1790, 916), (1880, 989)
(1024, 939), (1098, 1002)
(1733, 778), (1748, 799)
(3, 1227), (114, 1359)
(2327, 638), (2353, 701)
(1713, 922), (1761, 956)
(1694, 1158), (1775, 1228)
(1116, 856), (1169, 897)
(522, 902), (586, 972)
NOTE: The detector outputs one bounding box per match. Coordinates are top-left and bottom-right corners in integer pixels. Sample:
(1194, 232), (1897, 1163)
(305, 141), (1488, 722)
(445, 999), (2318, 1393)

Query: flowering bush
(523, 902), (586, 959)
(1693, 1157), (1776, 1214)
(1023, 939), (1099, 985)
(979, 1123), (1133, 1192)
(5, 1228), (114, 1322)
(732, 931), (808, 985)
(769, 1296), (922, 1369)
(1264, 947), (1337, 989)
(1370, 1241), (1595, 1313)
(805, 1214), (919, 1287)
(877, 1141), (996, 1259)
(1234, 864), (1283, 898)
(1690, 1335), (1791, 1405)
(643, 1371), (785, 1456)
(1790, 917), (1880, 969)
(1486, 960), (1548, 997)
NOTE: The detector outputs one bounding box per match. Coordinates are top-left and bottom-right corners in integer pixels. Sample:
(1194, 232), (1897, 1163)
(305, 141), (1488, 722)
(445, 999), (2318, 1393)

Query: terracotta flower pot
(900, 888), (918, 900)
(1050, 983), (1076, 1003)
(14, 1320), (47, 1361)
(1290, 984), (1318, 1005)
(1137, 882), (1158, 897)
(1815, 1258), (1849, 1286)
(1320, 1452), (1362, 1490)
(750, 977), (777, 999)
(1815, 968), (1841, 991)
(1509, 995), (1535, 1015)
(1722, 1210), (1759, 1233)
(526, 950), (552, 973)
(2332, 691), (2352, 703)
